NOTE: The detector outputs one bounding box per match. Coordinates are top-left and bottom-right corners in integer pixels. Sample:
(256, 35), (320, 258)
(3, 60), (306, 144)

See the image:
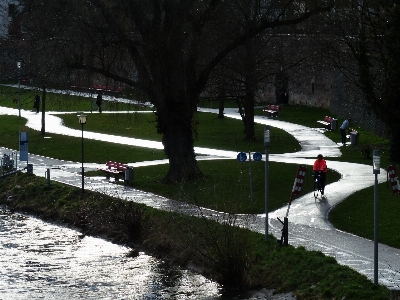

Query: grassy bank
(0, 85), (150, 112)
(60, 111), (300, 154)
(329, 181), (400, 247)
(0, 85), (397, 297)
(0, 173), (390, 299)
(0, 113), (340, 215)
(0, 99), (398, 248)
(130, 159), (340, 214)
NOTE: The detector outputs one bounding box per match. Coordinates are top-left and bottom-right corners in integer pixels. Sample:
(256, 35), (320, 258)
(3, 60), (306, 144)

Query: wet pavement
(1, 104), (400, 290)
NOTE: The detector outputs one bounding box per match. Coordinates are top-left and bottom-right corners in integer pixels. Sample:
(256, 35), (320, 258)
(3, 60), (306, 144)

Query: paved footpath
(1, 105), (400, 290)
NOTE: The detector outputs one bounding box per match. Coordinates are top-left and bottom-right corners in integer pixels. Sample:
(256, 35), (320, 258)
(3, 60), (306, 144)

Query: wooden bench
(263, 105), (280, 117)
(99, 161), (128, 182)
(317, 116), (334, 130)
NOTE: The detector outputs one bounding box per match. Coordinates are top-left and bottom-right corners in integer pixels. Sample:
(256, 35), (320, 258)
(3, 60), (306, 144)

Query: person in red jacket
(313, 154), (327, 196)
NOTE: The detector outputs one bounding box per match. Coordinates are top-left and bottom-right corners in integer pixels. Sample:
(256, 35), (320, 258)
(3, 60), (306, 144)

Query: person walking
(33, 92), (40, 113)
(313, 154), (327, 196)
(96, 93), (103, 113)
(340, 118), (351, 146)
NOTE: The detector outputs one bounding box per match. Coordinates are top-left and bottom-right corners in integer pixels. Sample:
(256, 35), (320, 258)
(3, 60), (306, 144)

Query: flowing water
(0, 206), (223, 299)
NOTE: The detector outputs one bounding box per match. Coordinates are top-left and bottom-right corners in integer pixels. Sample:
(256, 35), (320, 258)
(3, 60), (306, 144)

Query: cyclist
(313, 154), (327, 196)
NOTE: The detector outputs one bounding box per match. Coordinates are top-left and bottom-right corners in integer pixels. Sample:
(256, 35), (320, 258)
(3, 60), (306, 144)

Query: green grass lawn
(0, 85), (152, 112)
(329, 182), (400, 248)
(132, 160), (340, 214)
(0, 115), (167, 163)
(0, 173), (390, 299)
(60, 111), (299, 154)
(275, 105), (391, 165)
(0, 85), (395, 298)
(1, 85), (398, 250)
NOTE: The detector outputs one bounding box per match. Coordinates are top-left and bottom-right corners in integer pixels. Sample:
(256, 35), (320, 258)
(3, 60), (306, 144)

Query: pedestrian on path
(33, 92), (40, 113)
(340, 118), (351, 146)
(313, 154), (327, 196)
(96, 93), (103, 113)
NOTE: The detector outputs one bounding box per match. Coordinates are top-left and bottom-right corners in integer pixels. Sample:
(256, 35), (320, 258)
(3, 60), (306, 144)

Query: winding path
(1, 104), (399, 290)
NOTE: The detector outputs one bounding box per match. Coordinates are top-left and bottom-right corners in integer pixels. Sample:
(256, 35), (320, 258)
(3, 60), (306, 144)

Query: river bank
(0, 172), (286, 299)
(0, 172), (389, 299)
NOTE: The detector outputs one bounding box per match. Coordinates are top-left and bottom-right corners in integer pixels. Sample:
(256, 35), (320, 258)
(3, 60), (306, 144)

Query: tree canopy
(16, 0), (333, 182)
(326, 0), (400, 161)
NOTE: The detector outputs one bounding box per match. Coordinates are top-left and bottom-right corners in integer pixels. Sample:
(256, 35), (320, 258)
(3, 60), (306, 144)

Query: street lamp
(78, 114), (87, 193)
(373, 150), (380, 285)
(264, 125), (270, 240)
(17, 61), (21, 118)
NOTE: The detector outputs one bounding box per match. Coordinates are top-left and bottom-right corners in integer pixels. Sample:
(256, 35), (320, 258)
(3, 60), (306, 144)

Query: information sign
(19, 131), (28, 161)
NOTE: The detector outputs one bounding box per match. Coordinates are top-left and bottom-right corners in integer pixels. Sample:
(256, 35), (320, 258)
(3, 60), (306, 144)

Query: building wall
(288, 70), (334, 109)
(263, 68), (388, 138)
(330, 72), (387, 137)
(0, 1), (20, 38)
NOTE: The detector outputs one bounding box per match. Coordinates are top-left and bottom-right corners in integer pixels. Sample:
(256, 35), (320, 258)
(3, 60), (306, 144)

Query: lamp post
(373, 150), (380, 285)
(78, 114), (87, 193)
(264, 125), (270, 240)
(17, 61), (21, 118)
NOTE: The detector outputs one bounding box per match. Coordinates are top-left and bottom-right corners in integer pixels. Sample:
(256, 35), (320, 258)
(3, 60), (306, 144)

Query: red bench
(317, 116), (334, 130)
(90, 84), (123, 93)
(263, 105), (280, 117)
(99, 161), (128, 182)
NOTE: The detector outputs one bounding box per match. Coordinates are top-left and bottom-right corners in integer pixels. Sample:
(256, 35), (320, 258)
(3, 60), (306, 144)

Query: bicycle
(313, 171), (324, 200)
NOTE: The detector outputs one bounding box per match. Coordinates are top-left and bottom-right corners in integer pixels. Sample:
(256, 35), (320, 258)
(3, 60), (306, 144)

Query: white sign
(19, 131), (28, 161)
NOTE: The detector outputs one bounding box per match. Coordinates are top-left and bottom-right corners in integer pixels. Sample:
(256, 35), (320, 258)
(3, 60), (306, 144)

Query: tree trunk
(218, 98), (225, 119)
(158, 101), (202, 183)
(389, 125), (400, 164)
(41, 87), (46, 135)
(244, 90), (255, 141)
(275, 71), (288, 104)
(244, 38), (256, 141)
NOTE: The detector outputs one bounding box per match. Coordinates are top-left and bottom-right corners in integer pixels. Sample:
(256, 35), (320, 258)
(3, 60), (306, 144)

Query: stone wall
(269, 68), (389, 138)
(258, 70), (333, 108)
(330, 72), (387, 137)
(288, 70), (333, 109)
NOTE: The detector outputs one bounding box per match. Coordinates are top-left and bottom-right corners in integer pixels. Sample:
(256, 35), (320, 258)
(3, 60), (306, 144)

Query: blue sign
(253, 152), (262, 162)
(237, 152), (247, 162)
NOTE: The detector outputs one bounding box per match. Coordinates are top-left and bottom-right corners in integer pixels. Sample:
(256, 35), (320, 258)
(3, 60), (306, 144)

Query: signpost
(277, 165), (307, 246)
(264, 125), (270, 240)
(19, 129), (28, 163)
(373, 150), (380, 285)
(17, 61), (21, 118)
(237, 151), (263, 210)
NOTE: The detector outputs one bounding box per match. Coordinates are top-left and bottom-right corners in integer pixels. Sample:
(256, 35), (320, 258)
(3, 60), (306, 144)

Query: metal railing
(1, 152), (18, 178)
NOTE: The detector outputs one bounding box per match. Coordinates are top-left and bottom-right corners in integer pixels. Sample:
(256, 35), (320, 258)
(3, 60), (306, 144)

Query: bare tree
(19, 0), (333, 182)
(325, 0), (400, 161)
